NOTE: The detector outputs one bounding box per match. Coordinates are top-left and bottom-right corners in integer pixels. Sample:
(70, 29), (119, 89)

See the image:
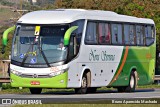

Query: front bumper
(10, 72), (68, 88)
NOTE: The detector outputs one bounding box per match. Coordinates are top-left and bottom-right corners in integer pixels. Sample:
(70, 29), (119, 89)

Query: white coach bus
(9, 9), (156, 94)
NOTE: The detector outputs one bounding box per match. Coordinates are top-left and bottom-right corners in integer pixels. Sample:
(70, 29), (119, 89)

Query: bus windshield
(12, 25), (69, 65)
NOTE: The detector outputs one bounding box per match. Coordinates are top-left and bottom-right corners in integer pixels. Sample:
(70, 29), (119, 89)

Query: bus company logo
(89, 49), (115, 61)
(32, 74), (38, 78)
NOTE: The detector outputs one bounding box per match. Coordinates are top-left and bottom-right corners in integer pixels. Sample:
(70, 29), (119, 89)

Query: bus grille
(19, 74), (50, 78)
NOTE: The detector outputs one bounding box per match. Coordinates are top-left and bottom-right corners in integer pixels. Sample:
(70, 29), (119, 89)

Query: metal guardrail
(154, 75), (160, 81)
(0, 78), (10, 83)
(0, 60), (10, 83)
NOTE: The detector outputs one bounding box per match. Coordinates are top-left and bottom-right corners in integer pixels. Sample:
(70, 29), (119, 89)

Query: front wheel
(29, 88), (42, 94)
(75, 73), (88, 94)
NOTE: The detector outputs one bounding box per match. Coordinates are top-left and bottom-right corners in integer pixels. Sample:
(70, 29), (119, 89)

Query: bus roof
(18, 9), (155, 25)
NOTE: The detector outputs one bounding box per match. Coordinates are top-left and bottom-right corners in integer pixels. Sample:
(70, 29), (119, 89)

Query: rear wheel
(29, 88), (42, 94)
(125, 71), (136, 92)
(117, 71), (136, 92)
(75, 73), (88, 94)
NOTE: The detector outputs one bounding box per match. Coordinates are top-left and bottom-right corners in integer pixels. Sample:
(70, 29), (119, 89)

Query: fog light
(60, 80), (64, 83)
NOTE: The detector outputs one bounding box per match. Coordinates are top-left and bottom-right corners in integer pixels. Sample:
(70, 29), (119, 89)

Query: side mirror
(64, 26), (78, 46)
(1, 26), (15, 54)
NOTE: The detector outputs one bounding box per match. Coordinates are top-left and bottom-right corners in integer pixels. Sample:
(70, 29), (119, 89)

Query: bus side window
(98, 22), (110, 44)
(111, 24), (117, 44)
(105, 23), (111, 44)
(129, 25), (135, 45)
(85, 22), (97, 44)
(136, 25), (140, 45)
(124, 24), (130, 45)
(111, 24), (122, 45)
(98, 23), (103, 43)
(140, 26), (144, 45)
(145, 25), (154, 46)
(136, 25), (144, 46)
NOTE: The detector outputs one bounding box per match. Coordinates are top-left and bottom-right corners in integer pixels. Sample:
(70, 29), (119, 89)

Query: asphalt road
(1, 88), (160, 98)
(0, 89), (160, 104)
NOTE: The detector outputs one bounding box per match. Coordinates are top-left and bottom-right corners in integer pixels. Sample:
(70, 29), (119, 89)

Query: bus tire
(125, 71), (136, 92)
(117, 86), (126, 92)
(75, 73), (88, 94)
(117, 71), (136, 93)
(87, 87), (97, 93)
(29, 88), (42, 94)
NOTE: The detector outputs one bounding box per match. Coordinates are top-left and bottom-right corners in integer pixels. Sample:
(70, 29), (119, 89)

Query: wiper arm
(40, 50), (50, 67)
(21, 43), (33, 67)
(21, 37), (38, 67)
(38, 37), (50, 67)
(21, 36), (51, 67)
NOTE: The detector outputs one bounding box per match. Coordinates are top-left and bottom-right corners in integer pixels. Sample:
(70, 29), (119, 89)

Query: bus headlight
(49, 68), (68, 77)
(11, 69), (22, 76)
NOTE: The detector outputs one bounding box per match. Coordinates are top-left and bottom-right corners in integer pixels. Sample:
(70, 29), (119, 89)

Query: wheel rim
(130, 76), (134, 88)
(82, 77), (87, 88)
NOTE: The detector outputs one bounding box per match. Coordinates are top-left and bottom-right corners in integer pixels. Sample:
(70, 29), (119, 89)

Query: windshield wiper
(38, 36), (50, 67)
(21, 42), (34, 67)
(40, 50), (50, 67)
(21, 37), (51, 67)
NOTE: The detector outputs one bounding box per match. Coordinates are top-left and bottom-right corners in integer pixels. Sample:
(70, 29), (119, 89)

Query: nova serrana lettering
(89, 49), (115, 61)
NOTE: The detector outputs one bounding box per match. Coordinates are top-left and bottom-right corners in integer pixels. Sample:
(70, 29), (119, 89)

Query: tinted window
(140, 26), (144, 45)
(145, 25), (154, 46)
(111, 24), (122, 44)
(98, 23), (111, 44)
(41, 26), (68, 36)
(71, 20), (85, 45)
(136, 25), (144, 45)
(124, 24), (130, 45)
(129, 25), (135, 45)
(85, 22), (97, 44)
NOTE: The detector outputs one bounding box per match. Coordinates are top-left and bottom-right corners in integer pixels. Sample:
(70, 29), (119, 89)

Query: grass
(0, 83), (75, 94)
(137, 84), (160, 89)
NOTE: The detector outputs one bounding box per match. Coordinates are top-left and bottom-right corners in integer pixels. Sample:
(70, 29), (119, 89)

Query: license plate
(30, 81), (40, 85)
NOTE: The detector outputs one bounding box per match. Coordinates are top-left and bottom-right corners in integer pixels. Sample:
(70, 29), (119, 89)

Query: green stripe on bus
(109, 43), (156, 86)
